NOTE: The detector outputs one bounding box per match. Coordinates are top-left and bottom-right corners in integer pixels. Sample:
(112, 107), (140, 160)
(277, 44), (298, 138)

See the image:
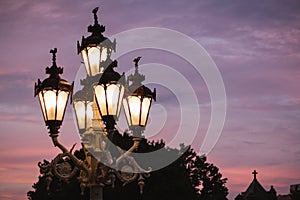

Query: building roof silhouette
(235, 170), (277, 200)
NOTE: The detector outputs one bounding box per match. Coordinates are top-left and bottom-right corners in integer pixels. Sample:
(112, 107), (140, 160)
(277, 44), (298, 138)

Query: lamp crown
(77, 7), (115, 55)
(46, 48), (63, 77)
(134, 56), (142, 67)
(99, 60), (125, 85)
(128, 56), (145, 86)
(126, 57), (156, 101)
(50, 48), (57, 65)
(88, 7), (105, 34)
(92, 7), (99, 25)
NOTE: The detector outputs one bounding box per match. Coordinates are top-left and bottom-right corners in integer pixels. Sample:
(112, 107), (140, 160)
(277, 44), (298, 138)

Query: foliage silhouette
(27, 131), (228, 200)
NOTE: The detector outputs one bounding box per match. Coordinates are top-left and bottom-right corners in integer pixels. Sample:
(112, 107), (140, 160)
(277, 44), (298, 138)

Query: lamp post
(34, 7), (155, 200)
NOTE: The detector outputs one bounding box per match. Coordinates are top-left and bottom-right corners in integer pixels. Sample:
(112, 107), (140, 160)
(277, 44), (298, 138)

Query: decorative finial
(133, 56), (142, 74)
(86, 7), (105, 34)
(128, 57), (145, 86)
(46, 48), (63, 76)
(92, 7), (99, 25)
(133, 56), (141, 68)
(50, 48), (57, 66)
(252, 170), (258, 180)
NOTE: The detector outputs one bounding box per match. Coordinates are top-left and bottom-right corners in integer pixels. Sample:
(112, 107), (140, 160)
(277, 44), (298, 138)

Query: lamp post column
(90, 185), (103, 200)
(89, 99), (105, 200)
(89, 155), (103, 200)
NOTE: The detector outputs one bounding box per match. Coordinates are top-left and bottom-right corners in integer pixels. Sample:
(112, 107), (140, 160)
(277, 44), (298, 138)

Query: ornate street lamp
(77, 7), (116, 77)
(34, 48), (149, 200)
(123, 57), (156, 137)
(34, 8), (155, 200)
(34, 48), (73, 135)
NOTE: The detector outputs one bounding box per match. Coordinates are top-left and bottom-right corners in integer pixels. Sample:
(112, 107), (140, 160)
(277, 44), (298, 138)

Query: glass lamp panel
(43, 90), (57, 121)
(123, 98), (132, 126)
(94, 85), (107, 116)
(38, 92), (47, 121)
(74, 101), (85, 130)
(86, 101), (93, 129)
(106, 84), (121, 116)
(81, 50), (90, 76)
(106, 48), (112, 60)
(140, 97), (151, 126)
(117, 85), (124, 117)
(87, 47), (100, 76)
(56, 91), (69, 121)
(128, 96), (141, 125)
(100, 47), (108, 62)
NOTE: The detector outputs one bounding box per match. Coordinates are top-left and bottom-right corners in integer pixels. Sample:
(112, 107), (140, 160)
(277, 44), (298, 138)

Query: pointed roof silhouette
(235, 170), (277, 200)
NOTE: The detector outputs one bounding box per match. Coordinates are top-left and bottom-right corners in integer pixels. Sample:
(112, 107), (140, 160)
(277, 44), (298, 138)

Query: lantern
(72, 86), (94, 134)
(123, 57), (156, 136)
(94, 60), (125, 130)
(77, 7), (116, 77)
(35, 48), (73, 135)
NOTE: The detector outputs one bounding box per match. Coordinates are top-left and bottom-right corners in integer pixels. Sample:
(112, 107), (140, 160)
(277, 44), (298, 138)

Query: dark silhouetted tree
(28, 132), (228, 200)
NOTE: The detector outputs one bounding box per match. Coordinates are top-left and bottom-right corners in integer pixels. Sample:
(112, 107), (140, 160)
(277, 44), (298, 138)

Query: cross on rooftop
(252, 170), (258, 180)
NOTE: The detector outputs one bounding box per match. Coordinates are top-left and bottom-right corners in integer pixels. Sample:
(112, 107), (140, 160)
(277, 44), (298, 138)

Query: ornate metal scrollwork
(38, 160), (53, 191)
(37, 153), (80, 193)
(112, 144), (151, 193)
(38, 138), (152, 198)
(52, 153), (79, 182)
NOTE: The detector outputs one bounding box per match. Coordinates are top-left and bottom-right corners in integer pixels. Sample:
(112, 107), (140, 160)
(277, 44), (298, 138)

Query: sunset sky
(0, 0), (300, 199)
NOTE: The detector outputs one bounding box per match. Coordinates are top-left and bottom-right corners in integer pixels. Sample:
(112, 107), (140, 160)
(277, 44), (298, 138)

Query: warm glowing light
(141, 97), (151, 125)
(74, 101), (85, 129)
(81, 46), (110, 76)
(43, 90), (57, 120)
(100, 47), (108, 62)
(106, 84), (124, 115)
(74, 101), (93, 130)
(94, 83), (124, 119)
(56, 91), (68, 120)
(38, 90), (69, 122)
(128, 96), (141, 125)
(123, 95), (152, 128)
(94, 85), (107, 116)
(88, 47), (100, 76)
